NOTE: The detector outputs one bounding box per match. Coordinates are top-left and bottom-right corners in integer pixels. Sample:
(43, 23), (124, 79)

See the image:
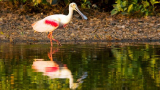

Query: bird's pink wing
(32, 19), (59, 32)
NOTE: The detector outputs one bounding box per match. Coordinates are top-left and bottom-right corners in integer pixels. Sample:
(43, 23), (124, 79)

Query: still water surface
(0, 43), (160, 89)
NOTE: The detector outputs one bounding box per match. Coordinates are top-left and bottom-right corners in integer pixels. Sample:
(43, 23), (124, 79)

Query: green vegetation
(1, 0), (160, 16)
(111, 0), (160, 16)
(81, 0), (91, 9)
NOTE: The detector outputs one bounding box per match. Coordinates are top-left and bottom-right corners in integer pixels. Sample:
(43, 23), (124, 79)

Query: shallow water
(0, 43), (160, 89)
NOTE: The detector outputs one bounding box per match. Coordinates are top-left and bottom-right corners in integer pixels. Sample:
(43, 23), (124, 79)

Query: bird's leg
(48, 32), (61, 46)
(52, 38), (61, 46)
(48, 32), (53, 47)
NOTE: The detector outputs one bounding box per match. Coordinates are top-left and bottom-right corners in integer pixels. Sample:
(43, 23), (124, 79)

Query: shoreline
(1, 2), (160, 44)
(1, 39), (160, 45)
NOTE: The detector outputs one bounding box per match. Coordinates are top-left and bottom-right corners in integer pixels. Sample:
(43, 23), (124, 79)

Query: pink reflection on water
(32, 47), (87, 89)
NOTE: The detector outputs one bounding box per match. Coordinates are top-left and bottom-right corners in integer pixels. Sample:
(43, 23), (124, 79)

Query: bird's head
(69, 2), (87, 20)
(70, 3), (77, 9)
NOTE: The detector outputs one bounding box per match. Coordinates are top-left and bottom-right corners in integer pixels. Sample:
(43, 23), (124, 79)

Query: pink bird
(32, 2), (87, 46)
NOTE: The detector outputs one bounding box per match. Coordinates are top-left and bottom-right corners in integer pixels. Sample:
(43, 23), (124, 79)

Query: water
(0, 43), (160, 89)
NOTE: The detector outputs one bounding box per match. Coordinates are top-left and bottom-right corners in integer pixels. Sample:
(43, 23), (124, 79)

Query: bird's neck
(66, 6), (74, 23)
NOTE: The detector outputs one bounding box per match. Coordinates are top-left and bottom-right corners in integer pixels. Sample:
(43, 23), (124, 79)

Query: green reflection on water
(0, 43), (160, 89)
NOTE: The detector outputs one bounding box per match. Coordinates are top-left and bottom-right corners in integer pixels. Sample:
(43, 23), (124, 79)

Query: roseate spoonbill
(32, 2), (87, 46)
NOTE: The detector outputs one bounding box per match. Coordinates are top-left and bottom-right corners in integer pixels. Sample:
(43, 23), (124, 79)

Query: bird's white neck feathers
(66, 6), (74, 23)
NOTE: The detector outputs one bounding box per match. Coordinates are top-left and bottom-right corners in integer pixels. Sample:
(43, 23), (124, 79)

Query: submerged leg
(48, 46), (59, 61)
(48, 46), (53, 61)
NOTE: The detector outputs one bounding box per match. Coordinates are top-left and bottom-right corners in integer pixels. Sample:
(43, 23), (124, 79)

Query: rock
(1, 2), (160, 43)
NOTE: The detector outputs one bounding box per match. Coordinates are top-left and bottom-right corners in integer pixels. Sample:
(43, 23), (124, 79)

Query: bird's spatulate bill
(75, 7), (87, 20)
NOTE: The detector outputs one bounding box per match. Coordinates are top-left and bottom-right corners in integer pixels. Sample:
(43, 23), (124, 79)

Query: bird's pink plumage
(45, 67), (59, 72)
(45, 20), (58, 27)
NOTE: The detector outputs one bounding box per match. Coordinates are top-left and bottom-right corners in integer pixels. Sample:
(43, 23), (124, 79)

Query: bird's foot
(57, 42), (62, 46)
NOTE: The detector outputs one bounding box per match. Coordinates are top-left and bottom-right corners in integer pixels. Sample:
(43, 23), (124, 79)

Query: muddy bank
(1, 2), (160, 44)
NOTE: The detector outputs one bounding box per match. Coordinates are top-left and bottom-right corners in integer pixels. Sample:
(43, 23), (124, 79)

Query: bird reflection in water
(32, 46), (87, 89)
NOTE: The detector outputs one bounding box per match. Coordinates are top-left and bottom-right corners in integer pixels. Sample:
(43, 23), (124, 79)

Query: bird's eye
(72, 4), (75, 8)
